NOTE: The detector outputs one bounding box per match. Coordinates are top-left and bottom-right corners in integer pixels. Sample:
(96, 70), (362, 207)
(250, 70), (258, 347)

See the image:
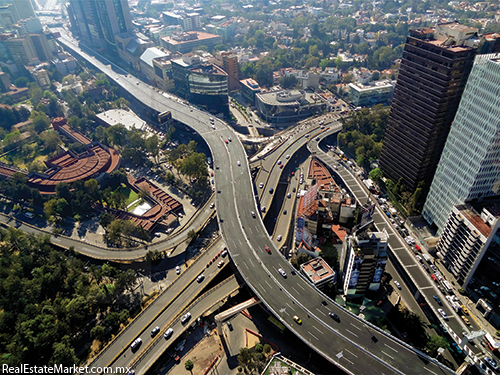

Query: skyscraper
(423, 52), (500, 231)
(66, 0), (133, 51)
(379, 22), (479, 193)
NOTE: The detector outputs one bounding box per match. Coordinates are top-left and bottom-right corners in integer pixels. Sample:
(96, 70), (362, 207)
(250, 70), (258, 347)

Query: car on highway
(210, 202), (215, 209)
(237, 161), (241, 166)
(286, 155), (290, 159)
(433, 295), (442, 305)
(126, 371), (135, 375)
(224, 139), (228, 144)
(277, 235), (282, 241)
(291, 315), (303, 325)
(292, 187), (296, 193)
(287, 193), (291, 198)
(259, 182), (264, 188)
(277, 160), (282, 165)
(197, 274), (205, 282)
(151, 326), (160, 337)
(279, 164), (283, 169)
(164, 328), (173, 339)
(265, 246), (271, 254)
(176, 266), (181, 274)
(251, 211), (256, 218)
(437, 308), (448, 320)
(226, 321), (233, 331)
(394, 280), (401, 289)
(269, 188), (274, 194)
(278, 268), (287, 277)
(461, 305), (469, 314)
(283, 210), (287, 215)
(431, 274), (437, 281)
(261, 206), (266, 213)
(485, 357), (499, 371)
(228, 137), (231, 142)
(221, 249), (228, 257)
(211, 125), (216, 130)
(130, 338), (142, 351)
(451, 342), (462, 354)
(329, 312), (340, 322)
(461, 315), (470, 325)
(181, 312), (191, 324)
(217, 260), (224, 268)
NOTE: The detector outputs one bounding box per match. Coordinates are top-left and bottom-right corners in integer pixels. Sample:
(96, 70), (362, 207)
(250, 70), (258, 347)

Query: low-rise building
(300, 257), (336, 290)
(161, 31), (222, 54)
(348, 79), (395, 107)
(255, 89), (326, 124)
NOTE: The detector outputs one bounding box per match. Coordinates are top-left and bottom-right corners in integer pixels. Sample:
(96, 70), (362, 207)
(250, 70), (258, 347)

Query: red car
(224, 139), (228, 144)
(265, 246), (271, 254)
(431, 274), (437, 281)
(279, 164), (283, 169)
(210, 171), (214, 177)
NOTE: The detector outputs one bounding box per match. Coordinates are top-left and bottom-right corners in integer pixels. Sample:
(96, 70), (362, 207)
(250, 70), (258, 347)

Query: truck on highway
(423, 254), (431, 263)
(363, 179), (374, 190)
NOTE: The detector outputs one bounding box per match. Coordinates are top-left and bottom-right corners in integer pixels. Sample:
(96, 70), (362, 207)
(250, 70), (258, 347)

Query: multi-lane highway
(54, 31), (458, 374)
(309, 131), (489, 368)
(85, 239), (228, 373)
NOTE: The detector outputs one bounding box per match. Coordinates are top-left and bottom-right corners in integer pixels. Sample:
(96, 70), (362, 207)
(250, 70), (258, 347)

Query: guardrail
(130, 275), (239, 371)
(82, 237), (225, 372)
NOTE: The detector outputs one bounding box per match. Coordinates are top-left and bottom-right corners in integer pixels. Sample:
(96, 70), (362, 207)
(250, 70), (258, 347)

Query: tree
(369, 168), (383, 183)
(426, 335), (447, 357)
(40, 131), (62, 152)
(90, 325), (106, 341)
(184, 359), (194, 373)
(15, 76), (29, 88)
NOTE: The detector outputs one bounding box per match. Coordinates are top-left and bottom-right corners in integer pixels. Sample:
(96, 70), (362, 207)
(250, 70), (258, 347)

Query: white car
(130, 338), (142, 350)
(237, 161), (241, 166)
(176, 266), (181, 274)
(181, 312), (191, 324)
(278, 268), (287, 277)
(394, 280), (401, 289)
(277, 235), (282, 241)
(259, 182), (264, 188)
(438, 308), (448, 320)
(286, 155), (290, 159)
(164, 328), (173, 339)
(197, 274), (205, 282)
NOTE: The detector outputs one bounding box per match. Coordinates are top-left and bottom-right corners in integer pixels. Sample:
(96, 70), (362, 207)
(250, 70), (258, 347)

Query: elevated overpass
(54, 31), (457, 375)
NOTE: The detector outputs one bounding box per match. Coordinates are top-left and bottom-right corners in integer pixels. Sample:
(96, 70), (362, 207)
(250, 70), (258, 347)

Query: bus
(485, 332), (500, 352)
(267, 316), (286, 333)
(442, 280), (453, 294)
(158, 111), (172, 124)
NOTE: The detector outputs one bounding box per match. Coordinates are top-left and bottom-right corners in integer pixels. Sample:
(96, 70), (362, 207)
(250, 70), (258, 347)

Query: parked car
(394, 280), (401, 289)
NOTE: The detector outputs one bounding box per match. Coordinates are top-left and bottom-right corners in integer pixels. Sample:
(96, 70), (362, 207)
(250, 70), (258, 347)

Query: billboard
(296, 217), (305, 242)
(302, 227), (313, 250)
(359, 203), (376, 229)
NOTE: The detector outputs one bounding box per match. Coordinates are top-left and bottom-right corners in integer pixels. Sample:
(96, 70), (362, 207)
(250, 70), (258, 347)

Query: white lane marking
(313, 325), (322, 334)
(343, 357), (354, 365)
(242, 261), (249, 269)
(350, 323), (362, 331)
(345, 349), (358, 358)
(419, 286), (435, 290)
(265, 281), (273, 288)
(424, 368), (438, 375)
(346, 329), (358, 337)
(308, 332), (319, 341)
(316, 309), (326, 316)
(286, 303), (293, 309)
(292, 287), (300, 294)
(297, 283), (305, 290)
(248, 259), (254, 268)
(381, 351), (394, 360)
(384, 344), (398, 353)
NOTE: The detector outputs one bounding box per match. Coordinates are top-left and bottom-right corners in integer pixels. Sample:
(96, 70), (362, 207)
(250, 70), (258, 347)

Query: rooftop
(300, 257), (335, 283)
(161, 31), (220, 46)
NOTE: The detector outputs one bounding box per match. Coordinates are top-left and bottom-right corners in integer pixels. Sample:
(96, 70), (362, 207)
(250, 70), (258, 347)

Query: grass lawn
(0, 142), (52, 170)
(116, 184), (139, 206)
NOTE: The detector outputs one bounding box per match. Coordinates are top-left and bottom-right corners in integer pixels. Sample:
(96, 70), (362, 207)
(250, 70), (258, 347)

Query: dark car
(433, 295), (442, 305)
(329, 312), (340, 322)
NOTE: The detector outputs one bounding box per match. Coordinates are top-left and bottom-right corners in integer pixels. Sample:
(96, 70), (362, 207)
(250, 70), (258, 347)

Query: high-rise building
(66, 0), (133, 50)
(379, 22), (480, 193)
(216, 51), (239, 92)
(6, 35), (36, 66)
(340, 227), (388, 299)
(423, 52), (500, 231)
(435, 202), (500, 289)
